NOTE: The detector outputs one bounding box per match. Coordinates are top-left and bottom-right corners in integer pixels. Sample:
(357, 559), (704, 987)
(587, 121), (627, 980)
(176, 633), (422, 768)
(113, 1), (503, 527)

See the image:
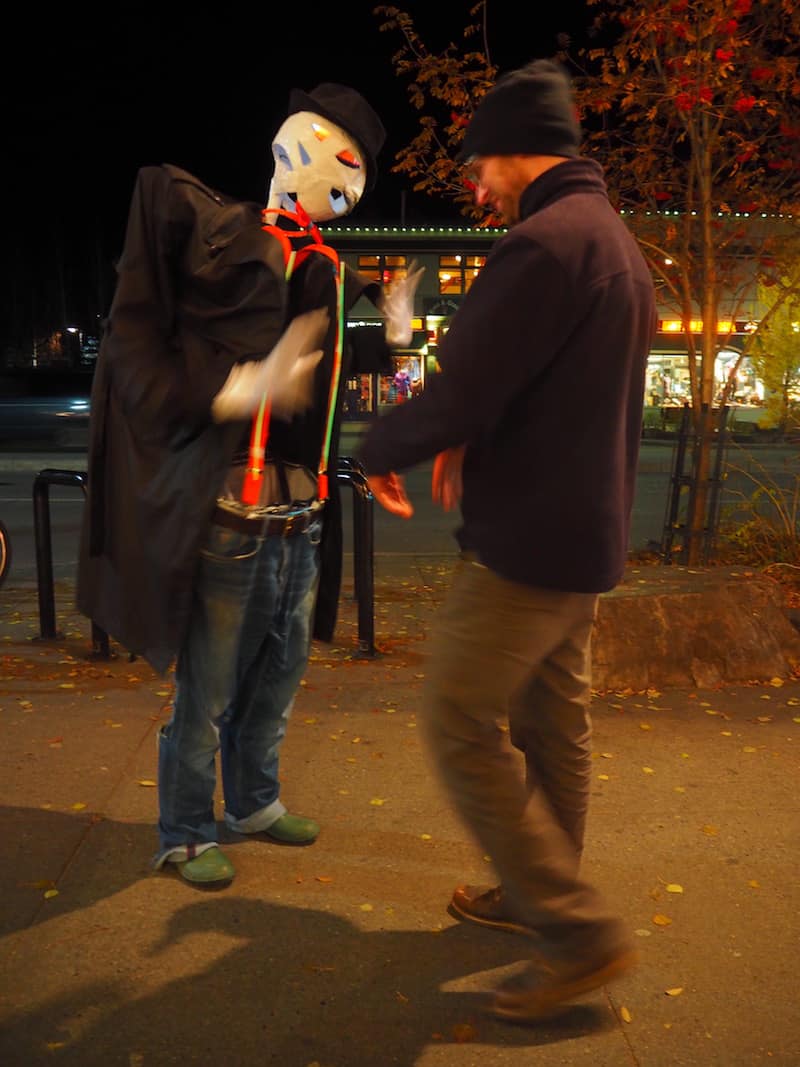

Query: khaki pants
(424, 556), (629, 962)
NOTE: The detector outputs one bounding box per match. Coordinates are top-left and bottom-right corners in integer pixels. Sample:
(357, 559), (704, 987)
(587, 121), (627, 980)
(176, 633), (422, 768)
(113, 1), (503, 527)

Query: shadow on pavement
(0, 894), (612, 1066)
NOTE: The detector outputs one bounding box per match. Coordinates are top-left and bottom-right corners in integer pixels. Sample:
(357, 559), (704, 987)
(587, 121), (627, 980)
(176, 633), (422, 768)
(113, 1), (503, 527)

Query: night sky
(3, 2), (593, 351)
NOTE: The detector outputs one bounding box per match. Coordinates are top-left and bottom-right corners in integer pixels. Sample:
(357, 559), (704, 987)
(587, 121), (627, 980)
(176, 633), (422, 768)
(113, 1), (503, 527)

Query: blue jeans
(156, 516), (321, 859)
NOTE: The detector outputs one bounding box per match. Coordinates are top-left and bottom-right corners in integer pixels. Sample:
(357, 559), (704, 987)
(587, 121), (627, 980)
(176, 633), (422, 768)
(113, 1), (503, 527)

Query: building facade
(322, 218), (791, 427)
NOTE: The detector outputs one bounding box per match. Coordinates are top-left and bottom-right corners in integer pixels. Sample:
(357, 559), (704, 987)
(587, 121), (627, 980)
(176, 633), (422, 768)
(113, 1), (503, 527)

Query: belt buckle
(282, 511), (307, 537)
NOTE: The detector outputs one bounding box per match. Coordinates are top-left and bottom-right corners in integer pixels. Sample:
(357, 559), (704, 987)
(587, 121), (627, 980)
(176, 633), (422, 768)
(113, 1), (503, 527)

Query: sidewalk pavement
(1, 554), (799, 1067)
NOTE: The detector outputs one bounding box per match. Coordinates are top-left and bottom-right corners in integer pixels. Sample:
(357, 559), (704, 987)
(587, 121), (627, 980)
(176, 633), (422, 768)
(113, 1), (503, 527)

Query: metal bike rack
(33, 460), (376, 660)
(32, 468), (110, 658)
(660, 404), (730, 565)
(337, 456), (376, 657)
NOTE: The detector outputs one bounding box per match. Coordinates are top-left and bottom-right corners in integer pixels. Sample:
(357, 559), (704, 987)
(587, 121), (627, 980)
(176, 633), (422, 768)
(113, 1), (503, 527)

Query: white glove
(211, 307), (329, 422)
(379, 260), (425, 347)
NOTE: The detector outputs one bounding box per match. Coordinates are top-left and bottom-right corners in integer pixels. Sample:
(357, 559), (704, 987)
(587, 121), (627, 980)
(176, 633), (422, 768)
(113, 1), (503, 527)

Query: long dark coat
(77, 164), (389, 673)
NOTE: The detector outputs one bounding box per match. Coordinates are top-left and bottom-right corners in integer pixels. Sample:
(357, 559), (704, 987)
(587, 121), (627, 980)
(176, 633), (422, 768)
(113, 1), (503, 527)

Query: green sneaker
(176, 846), (235, 886)
(264, 813), (320, 845)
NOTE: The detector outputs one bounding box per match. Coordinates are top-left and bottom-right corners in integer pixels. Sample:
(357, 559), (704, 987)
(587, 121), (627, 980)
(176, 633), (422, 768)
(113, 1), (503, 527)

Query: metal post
(337, 458), (376, 656)
(32, 468), (110, 657)
(338, 456), (361, 602)
(704, 406), (730, 563)
(661, 404), (691, 563)
(32, 474), (58, 639)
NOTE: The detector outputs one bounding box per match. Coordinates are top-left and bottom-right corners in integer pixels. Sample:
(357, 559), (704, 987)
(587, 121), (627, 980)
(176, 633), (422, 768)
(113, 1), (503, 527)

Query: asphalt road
(0, 438), (797, 589)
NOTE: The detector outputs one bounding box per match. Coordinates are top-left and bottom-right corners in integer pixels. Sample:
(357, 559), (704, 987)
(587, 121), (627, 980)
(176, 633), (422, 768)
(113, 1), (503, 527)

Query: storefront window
(358, 254), (408, 286)
(357, 255), (381, 283)
(438, 254), (486, 294)
(343, 374), (375, 418)
(463, 255), (486, 293)
(379, 355), (423, 406)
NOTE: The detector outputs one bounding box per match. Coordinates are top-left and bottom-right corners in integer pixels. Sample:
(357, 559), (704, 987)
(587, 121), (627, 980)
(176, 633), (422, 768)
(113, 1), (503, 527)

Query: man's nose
(474, 182), (489, 206)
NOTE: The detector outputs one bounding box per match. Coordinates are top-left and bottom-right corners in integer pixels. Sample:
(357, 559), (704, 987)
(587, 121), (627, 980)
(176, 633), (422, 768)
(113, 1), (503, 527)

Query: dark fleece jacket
(357, 157), (656, 594)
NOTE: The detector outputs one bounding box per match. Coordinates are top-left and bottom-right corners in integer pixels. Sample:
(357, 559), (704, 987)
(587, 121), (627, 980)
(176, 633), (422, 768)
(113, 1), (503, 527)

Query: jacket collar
(518, 157), (607, 221)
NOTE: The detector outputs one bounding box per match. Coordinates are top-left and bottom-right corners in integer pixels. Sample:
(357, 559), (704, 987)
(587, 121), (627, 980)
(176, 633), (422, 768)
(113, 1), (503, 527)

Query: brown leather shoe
(449, 884), (532, 935)
(491, 949), (638, 1023)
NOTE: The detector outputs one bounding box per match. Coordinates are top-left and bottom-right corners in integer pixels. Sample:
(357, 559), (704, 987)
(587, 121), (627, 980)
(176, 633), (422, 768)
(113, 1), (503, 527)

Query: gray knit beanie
(457, 59), (581, 162)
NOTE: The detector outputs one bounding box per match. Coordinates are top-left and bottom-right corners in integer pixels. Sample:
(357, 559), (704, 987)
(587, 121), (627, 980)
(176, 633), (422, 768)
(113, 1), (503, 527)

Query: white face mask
(267, 111), (367, 222)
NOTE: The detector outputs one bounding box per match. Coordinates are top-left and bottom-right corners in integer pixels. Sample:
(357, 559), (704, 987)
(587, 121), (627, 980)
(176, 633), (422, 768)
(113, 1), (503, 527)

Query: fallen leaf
(666, 883), (684, 893)
(44, 888), (59, 899)
(620, 1005), (633, 1023)
(748, 879), (760, 888)
(665, 987), (684, 997)
(598, 773), (610, 781)
(742, 746), (758, 753)
(137, 779), (157, 787)
(370, 798), (386, 806)
(452, 1023), (478, 1043)
(653, 914), (673, 926)
(395, 990), (409, 1003)
(58, 683), (75, 689)
(639, 723), (652, 730)
(420, 833), (432, 840)
(642, 766), (655, 774)
(701, 825), (719, 836)
(769, 677), (784, 687)
(315, 875), (333, 884)
(70, 802), (87, 811)
(359, 903), (373, 912)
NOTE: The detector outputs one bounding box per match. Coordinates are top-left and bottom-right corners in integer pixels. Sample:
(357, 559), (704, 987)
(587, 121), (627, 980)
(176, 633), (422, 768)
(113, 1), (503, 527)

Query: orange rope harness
(240, 206), (343, 507)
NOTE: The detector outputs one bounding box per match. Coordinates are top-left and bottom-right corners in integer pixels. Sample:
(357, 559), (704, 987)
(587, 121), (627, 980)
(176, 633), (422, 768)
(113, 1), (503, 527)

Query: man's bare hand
(432, 445), (465, 511)
(367, 472), (413, 518)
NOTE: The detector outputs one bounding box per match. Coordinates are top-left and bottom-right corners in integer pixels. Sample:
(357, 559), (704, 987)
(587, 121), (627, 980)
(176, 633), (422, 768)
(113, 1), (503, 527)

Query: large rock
(593, 565), (800, 691)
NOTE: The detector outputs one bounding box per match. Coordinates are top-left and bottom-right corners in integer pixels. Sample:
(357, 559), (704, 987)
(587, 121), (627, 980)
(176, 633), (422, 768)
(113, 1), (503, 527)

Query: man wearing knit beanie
(358, 58), (656, 1022)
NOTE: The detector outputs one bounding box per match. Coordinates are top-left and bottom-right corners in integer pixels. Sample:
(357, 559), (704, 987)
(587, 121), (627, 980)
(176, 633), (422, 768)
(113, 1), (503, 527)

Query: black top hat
(288, 83), (386, 192)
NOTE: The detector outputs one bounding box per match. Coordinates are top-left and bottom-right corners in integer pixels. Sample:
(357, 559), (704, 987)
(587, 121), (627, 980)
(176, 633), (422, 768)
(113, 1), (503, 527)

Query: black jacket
(358, 158), (656, 594)
(77, 164), (388, 672)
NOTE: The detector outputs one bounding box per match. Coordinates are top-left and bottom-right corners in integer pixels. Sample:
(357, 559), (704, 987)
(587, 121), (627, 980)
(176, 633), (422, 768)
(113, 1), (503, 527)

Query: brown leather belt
(212, 504), (321, 538)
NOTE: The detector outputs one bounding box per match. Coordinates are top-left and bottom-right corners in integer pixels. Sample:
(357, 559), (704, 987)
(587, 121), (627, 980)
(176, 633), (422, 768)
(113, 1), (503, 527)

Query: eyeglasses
(462, 158), (485, 189)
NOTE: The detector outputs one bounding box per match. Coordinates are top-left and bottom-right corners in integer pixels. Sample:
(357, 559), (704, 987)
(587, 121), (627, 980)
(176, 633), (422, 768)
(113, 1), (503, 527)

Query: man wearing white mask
(78, 82), (421, 887)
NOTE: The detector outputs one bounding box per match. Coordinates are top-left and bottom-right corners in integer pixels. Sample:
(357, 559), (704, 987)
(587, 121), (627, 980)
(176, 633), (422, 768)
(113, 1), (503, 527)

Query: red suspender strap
(240, 209), (341, 506)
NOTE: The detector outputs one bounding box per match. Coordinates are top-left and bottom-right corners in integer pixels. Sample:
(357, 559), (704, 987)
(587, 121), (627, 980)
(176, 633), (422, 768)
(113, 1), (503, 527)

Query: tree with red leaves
(378, 0), (800, 564)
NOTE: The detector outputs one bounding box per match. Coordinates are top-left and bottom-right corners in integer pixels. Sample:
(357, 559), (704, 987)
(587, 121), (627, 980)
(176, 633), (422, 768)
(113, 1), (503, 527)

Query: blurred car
(0, 369), (93, 449)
